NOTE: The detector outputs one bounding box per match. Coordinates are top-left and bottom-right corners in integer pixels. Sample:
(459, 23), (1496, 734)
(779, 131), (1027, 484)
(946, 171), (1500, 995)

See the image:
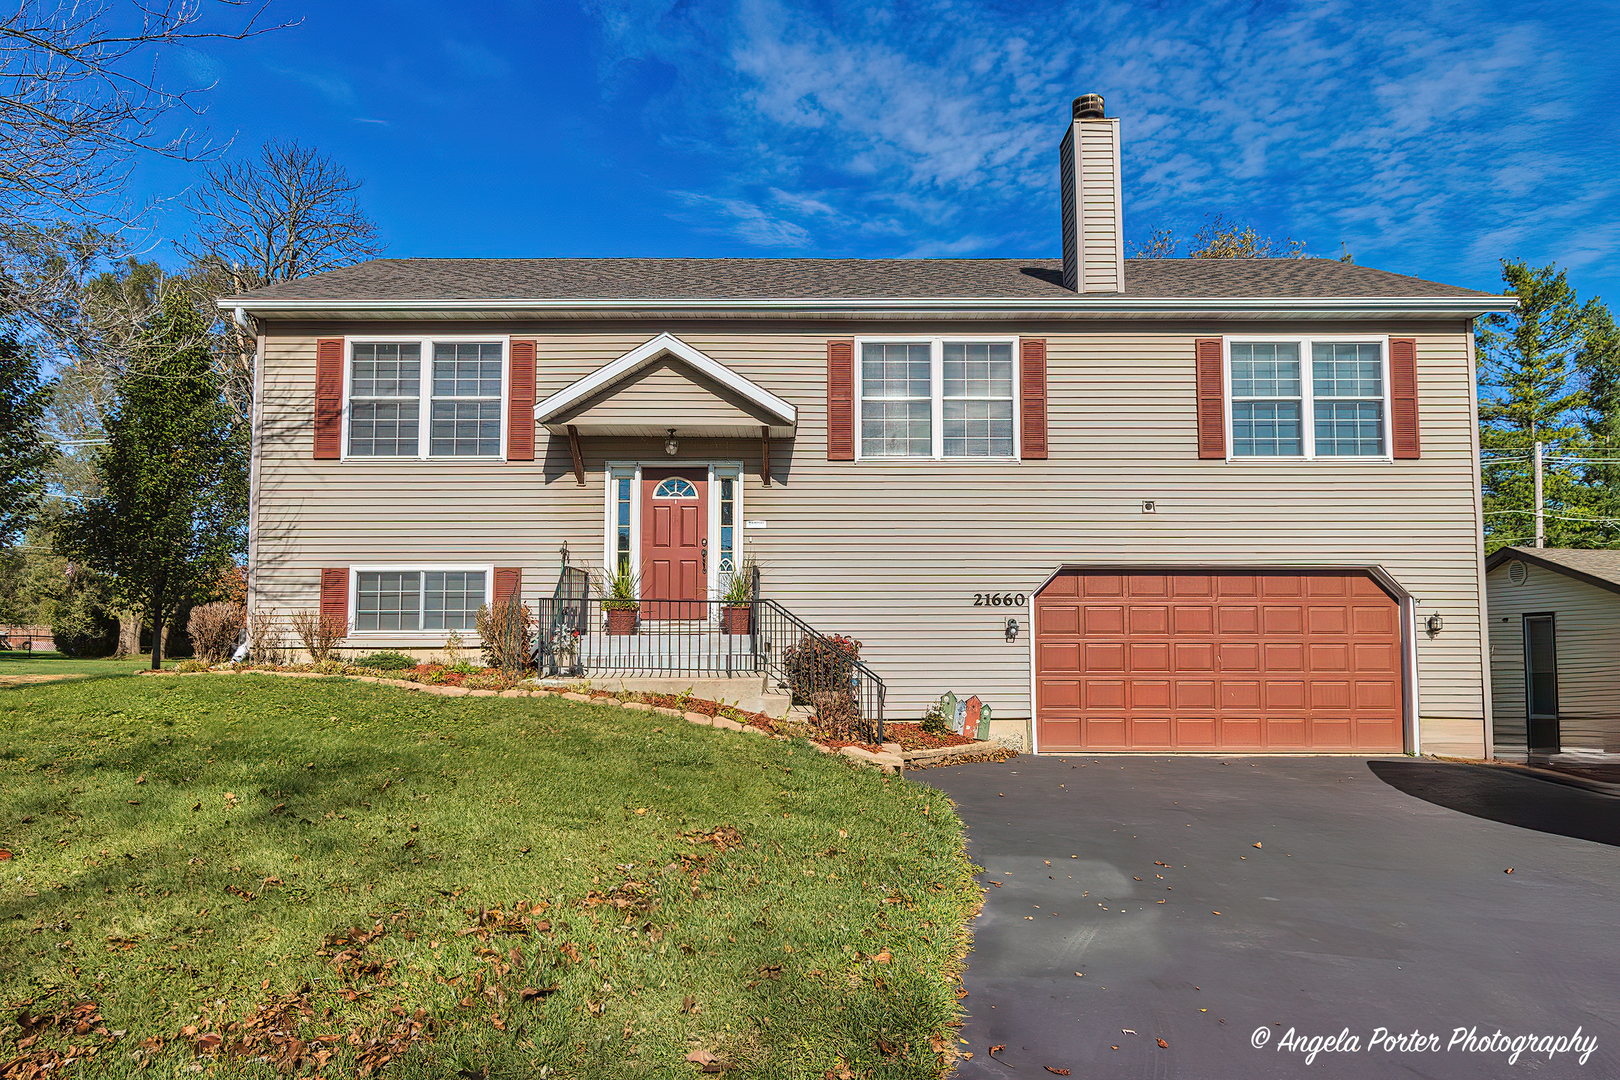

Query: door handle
(701, 537), (708, 572)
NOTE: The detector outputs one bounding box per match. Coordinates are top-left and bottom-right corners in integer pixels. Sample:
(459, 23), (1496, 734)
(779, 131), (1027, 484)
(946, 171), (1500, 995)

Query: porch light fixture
(664, 428), (679, 456)
(1005, 617), (1019, 642)
(1426, 613), (1444, 635)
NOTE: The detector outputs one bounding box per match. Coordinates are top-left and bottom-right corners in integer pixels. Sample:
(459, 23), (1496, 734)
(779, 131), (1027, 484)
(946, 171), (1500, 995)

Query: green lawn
(0, 667), (978, 1078)
(0, 650), (160, 681)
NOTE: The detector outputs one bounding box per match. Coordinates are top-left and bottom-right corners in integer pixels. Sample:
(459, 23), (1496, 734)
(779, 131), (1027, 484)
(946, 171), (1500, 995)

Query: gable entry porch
(530, 334), (886, 739)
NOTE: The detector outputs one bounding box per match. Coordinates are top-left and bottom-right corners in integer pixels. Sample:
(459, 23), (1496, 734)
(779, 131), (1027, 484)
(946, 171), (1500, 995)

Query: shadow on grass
(1368, 759), (1620, 847)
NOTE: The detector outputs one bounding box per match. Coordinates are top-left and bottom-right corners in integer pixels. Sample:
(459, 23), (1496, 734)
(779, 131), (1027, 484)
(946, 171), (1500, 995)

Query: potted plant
(595, 564), (640, 635)
(720, 555), (757, 635)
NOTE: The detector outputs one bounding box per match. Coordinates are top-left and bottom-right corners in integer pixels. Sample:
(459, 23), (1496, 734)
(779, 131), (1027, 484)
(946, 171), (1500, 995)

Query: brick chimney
(1058, 94), (1124, 294)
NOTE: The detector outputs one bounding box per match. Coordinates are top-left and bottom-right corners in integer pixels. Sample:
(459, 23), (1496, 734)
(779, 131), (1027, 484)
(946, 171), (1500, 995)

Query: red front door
(640, 468), (707, 620)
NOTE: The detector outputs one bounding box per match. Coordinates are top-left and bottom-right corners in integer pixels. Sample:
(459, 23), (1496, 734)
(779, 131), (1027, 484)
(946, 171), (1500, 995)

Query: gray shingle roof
(232, 257), (1497, 303)
(1492, 546), (1620, 592)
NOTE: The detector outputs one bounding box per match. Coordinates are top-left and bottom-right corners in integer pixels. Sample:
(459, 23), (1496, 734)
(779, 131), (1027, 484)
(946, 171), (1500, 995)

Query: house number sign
(973, 593), (1027, 607)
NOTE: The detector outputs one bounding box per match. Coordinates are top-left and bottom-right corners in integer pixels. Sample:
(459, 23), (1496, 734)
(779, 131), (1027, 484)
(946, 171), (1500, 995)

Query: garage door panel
(1035, 569), (1403, 753)
(1128, 605), (1169, 634)
(1173, 606), (1214, 634)
(1129, 680), (1171, 708)
(1039, 604), (1081, 635)
(1083, 606), (1124, 634)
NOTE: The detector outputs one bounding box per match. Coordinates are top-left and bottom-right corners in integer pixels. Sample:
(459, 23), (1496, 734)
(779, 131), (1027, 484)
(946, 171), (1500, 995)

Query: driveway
(917, 756), (1620, 1079)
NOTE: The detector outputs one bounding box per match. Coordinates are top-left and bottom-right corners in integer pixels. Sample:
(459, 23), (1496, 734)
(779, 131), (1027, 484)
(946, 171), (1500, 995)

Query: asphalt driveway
(918, 756), (1620, 1079)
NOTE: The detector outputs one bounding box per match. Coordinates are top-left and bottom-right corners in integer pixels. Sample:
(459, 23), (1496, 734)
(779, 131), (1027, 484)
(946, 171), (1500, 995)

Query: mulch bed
(883, 723), (982, 751)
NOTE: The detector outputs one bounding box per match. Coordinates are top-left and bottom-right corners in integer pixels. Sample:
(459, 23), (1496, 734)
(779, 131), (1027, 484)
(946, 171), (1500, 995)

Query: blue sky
(132, 0), (1620, 301)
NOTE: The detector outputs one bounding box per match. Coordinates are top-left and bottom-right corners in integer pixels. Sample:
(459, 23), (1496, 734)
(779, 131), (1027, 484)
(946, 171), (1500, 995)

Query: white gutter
(216, 295), (1516, 318)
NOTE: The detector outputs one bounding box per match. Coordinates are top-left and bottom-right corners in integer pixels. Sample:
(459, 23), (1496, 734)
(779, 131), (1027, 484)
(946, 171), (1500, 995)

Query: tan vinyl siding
(1078, 121), (1122, 293)
(555, 358), (774, 436)
(1486, 561), (1620, 753)
(253, 319), (1486, 751)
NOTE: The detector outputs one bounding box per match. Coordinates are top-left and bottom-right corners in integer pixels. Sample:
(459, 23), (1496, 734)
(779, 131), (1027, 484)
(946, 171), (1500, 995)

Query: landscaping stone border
(136, 668), (1024, 774)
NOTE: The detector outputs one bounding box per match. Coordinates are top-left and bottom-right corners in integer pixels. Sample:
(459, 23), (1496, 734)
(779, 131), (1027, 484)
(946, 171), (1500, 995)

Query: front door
(640, 468), (707, 620)
(1524, 613), (1560, 753)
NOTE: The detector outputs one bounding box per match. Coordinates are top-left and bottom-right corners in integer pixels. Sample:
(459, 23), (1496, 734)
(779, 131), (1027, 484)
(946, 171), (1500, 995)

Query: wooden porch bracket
(760, 425), (772, 486)
(567, 425), (586, 486)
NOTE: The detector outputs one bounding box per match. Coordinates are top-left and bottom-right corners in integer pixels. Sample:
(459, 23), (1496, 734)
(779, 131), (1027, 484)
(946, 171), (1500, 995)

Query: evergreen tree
(1570, 300), (1620, 546)
(56, 288), (246, 668)
(1476, 261), (1589, 551)
(0, 328), (54, 543)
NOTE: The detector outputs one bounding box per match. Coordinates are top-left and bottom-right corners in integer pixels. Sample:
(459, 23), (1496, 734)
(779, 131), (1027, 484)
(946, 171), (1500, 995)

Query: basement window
(353, 568), (488, 634)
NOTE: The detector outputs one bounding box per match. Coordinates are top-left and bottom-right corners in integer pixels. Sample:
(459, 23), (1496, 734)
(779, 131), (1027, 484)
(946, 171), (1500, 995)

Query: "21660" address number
(973, 593), (1027, 607)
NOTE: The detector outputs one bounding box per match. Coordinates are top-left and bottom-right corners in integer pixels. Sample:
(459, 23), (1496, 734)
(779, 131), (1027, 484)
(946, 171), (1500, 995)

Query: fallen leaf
(1122, 1029), (1136, 1035)
(680, 995), (696, 1014)
(519, 986), (557, 1001)
(873, 950), (891, 963)
(876, 1037), (898, 1055)
(686, 1049), (719, 1064)
(1044, 1068), (1071, 1076)
(1505, 867), (1515, 874)
(1253, 842), (1262, 849)
(1073, 972), (1083, 977)
(0, 850), (11, 860)
(1158, 1038), (1169, 1048)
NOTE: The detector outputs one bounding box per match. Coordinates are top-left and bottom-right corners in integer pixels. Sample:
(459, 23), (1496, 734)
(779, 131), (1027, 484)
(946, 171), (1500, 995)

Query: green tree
(56, 288), (246, 668)
(0, 326), (53, 542)
(1569, 300), (1620, 546)
(1477, 260), (1591, 551)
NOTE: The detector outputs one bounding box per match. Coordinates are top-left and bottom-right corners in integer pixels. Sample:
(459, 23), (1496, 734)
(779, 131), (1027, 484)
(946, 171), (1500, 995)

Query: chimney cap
(1072, 94), (1105, 120)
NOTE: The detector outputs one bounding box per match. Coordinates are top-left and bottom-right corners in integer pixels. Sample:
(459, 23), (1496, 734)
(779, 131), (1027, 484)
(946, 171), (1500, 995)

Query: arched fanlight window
(652, 477), (698, 499)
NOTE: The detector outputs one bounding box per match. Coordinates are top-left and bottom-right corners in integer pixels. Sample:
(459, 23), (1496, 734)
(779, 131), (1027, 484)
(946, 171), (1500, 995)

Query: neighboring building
(224, 94), (1513, 756)
(1486, 547), (1620, 757)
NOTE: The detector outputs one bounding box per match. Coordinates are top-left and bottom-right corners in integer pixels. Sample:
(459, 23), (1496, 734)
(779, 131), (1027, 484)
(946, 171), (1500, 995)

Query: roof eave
(219, 295), (1516, 321)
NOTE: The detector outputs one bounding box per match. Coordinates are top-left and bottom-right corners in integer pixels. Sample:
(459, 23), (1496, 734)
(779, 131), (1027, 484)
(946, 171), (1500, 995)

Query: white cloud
(583, 0), (1619, 288)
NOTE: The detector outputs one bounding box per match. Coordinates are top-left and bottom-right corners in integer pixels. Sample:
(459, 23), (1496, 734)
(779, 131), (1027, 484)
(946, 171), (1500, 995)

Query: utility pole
(1534, 441), (1545, 548)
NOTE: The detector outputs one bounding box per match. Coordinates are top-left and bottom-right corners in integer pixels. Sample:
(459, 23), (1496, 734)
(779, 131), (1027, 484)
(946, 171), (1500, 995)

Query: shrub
(782, 632), (862, 704)
(352, 650), (417, 670)
(246, 608), (287, 665)
(289, 609), (346, 664)
(173, 658), (209, 673)
(920, 694), (953, 736)
(187, 601), (245, 663)
(48, 578), (116, 657)
(476, 598), (534, 678)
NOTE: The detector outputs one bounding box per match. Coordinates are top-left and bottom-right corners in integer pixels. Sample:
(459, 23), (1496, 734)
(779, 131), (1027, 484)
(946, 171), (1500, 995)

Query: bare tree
(0, 0), (294, 227)
(181, 139), (385, 426)
(1129, 214), (1308, 259)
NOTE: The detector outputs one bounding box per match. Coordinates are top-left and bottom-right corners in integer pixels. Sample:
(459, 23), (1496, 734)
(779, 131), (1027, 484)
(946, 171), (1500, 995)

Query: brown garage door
(1034, 569), (1404, 753)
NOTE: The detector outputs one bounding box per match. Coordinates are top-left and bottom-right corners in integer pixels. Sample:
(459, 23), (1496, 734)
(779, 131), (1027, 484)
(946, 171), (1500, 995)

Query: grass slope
(0, 669), (977, 1078)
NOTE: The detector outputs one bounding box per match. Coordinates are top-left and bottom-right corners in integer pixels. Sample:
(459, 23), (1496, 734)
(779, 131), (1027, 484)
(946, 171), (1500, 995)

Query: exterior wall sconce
(1426, 613), (1444, 635)
(1005, 618), (1020, 642)
(664, 428), (678, 456)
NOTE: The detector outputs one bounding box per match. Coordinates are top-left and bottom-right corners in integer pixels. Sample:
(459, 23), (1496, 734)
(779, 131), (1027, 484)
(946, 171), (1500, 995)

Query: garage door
(1034, 570), (1404, 752)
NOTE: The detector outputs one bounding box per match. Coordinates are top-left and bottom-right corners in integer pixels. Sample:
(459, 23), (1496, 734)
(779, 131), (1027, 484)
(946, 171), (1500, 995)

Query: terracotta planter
(721, 605), (752, 636)
(605, 607), (637, 635)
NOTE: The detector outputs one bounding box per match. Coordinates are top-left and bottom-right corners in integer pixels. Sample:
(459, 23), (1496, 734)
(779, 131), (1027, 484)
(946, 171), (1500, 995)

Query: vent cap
(1507, 559), (1529, 586)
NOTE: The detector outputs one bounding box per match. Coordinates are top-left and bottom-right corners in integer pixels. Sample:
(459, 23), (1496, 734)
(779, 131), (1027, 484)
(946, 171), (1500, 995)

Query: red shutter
(507, 340), (537, 461)
(1195, 338), (1225, 459)
(827, 339), (855, 461)
(319, 568), (348, 632)
(314, 339), (344, 459)
(493, 567), (522, 605)
(1019, 338), (1048, 460)
(1390, 338), (1421, 459)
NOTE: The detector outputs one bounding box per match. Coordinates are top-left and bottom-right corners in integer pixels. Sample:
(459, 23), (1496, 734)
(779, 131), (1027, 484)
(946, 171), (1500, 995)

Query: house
(1486, 547), (1620, 757)
(224, 94), (1514, 756)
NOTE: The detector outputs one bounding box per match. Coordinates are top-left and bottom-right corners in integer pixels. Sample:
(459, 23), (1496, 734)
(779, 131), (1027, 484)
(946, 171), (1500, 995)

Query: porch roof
(534, 333), (798, 439)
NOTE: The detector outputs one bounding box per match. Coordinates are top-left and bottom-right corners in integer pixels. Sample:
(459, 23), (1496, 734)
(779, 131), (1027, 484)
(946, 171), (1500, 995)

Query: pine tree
(1570, 300), (1620, 546)
(0, 330), (54, 544)
(55, 288), (246, 668)
(1476, 261), (1589, 551)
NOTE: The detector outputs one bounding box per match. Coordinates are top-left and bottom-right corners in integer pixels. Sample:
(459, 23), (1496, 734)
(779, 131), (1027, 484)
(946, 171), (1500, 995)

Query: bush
(920, 694), (953, 736)
(187, 601), (245, 664)
(352, 650), (418, 670)
(290, 609), (346, 663)
(245, 608), (287, 666)
(49, 582), (116, 657)
(476, 598), (534, 678)
(782, 633), (862, 704)
(173, 658), (209, 673)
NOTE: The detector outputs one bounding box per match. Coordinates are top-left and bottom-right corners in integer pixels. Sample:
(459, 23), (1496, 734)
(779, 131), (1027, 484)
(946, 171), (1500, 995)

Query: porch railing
(531, 588), (885, 741)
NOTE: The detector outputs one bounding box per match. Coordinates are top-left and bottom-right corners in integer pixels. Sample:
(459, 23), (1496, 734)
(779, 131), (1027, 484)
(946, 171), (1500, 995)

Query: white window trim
(341, 334), (510, 462)
(852, 335), (1021, 462)
(1223, 334), (1393, 463)
(603, 460), (744, 602)
(348, 563), (495, 639)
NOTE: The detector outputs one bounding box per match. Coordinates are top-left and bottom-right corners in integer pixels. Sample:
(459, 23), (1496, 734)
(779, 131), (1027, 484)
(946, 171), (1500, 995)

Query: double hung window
(345, 339), (505, 458)
(858, 338), (1017, 459)
(354, 569), (487, 633)
(1228, 338), (1389, 459)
